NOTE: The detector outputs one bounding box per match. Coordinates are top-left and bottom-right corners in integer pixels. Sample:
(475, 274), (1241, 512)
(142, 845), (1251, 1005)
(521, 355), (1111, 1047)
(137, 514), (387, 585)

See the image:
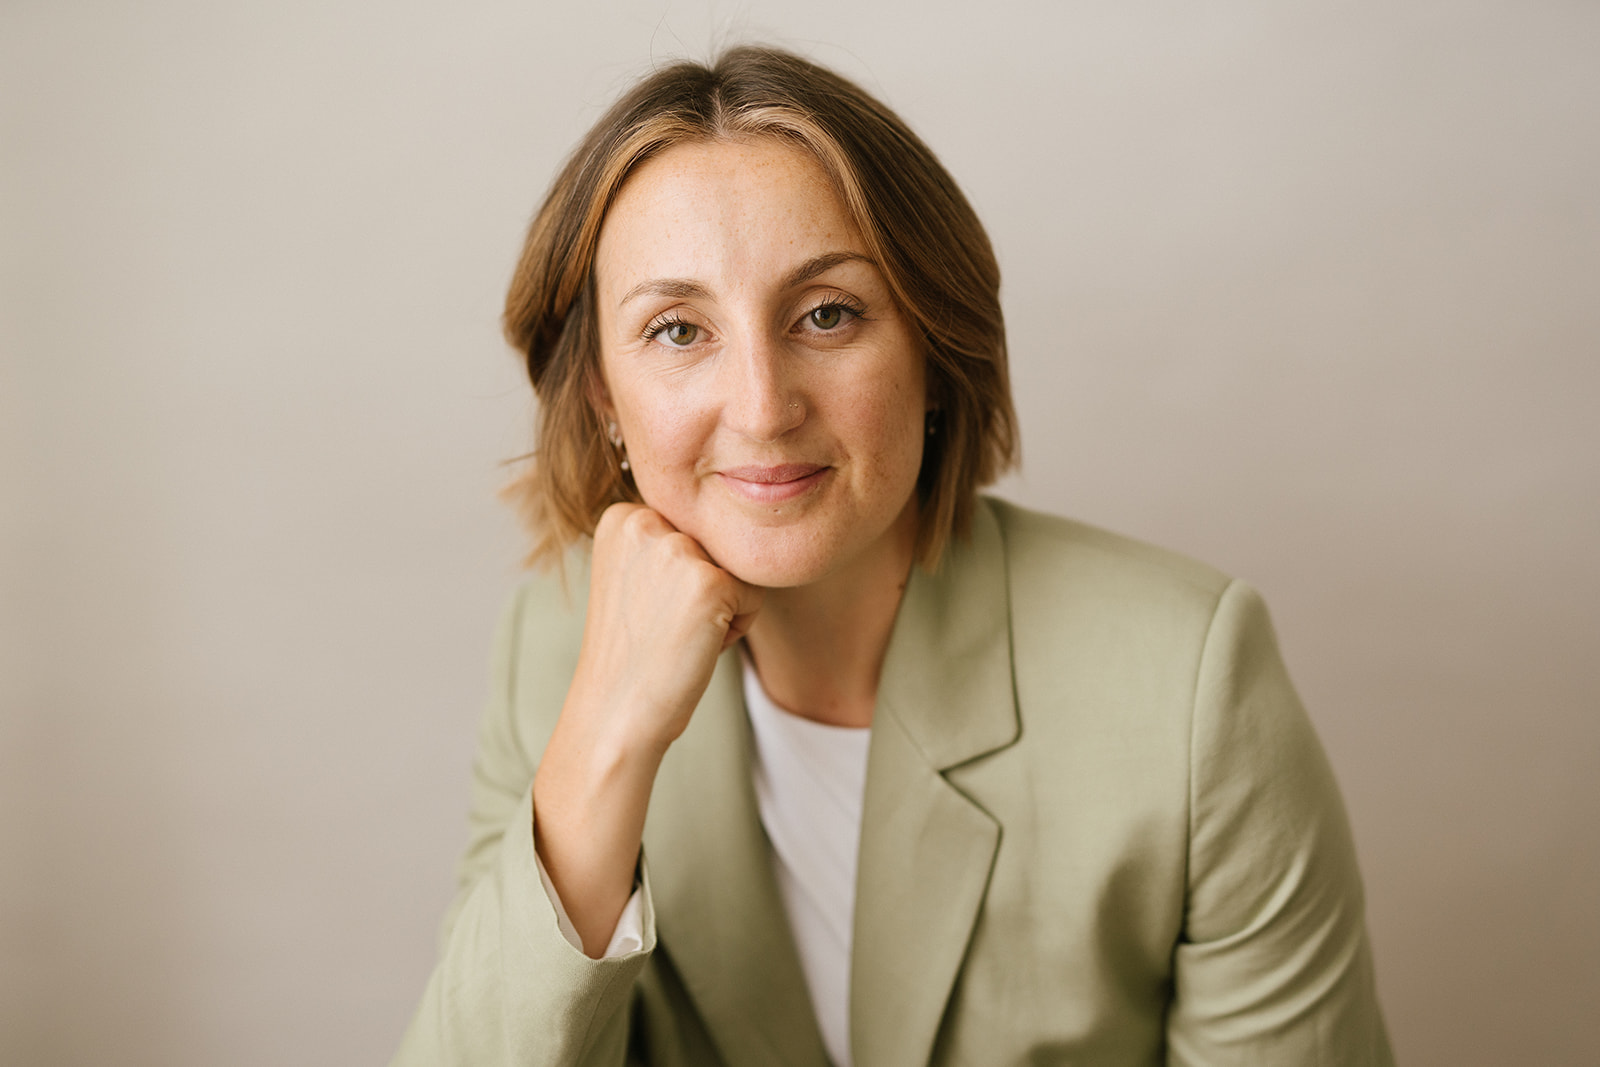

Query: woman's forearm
(531, 700), (663, 958)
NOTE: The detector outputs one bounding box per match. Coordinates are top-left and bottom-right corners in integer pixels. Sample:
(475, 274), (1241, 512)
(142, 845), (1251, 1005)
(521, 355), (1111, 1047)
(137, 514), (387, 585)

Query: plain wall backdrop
(3, 1), (1597, 1064)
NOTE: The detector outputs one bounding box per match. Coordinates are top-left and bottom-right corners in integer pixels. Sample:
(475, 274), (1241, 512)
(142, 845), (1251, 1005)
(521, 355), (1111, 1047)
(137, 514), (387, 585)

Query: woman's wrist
(530, 697), (666, 953)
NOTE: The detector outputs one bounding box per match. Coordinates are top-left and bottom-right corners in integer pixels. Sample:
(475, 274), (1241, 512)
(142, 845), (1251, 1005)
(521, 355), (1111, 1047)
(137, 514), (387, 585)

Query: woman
(396, 46), (1393, 1066)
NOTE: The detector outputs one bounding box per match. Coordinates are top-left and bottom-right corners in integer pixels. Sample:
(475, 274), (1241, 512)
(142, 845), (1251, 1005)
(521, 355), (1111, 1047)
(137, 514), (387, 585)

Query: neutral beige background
(3, 1), (1596, 1064)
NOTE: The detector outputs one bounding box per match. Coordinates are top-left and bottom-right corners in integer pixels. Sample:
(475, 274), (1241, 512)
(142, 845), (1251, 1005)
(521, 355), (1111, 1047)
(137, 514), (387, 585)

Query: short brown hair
(503, 45), (1017, 568)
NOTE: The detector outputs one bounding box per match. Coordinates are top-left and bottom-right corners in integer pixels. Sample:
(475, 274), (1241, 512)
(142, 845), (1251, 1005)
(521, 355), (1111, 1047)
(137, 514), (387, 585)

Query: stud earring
(925, 410), (939, 436)
(607, 419), (630, 472)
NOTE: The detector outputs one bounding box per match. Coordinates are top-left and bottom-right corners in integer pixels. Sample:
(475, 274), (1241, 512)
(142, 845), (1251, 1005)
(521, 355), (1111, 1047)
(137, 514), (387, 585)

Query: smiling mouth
(717, 464), (830, 502)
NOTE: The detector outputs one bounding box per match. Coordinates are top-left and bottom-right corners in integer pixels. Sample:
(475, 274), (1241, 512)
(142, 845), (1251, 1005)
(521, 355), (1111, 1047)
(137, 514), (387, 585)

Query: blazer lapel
(643, 651), (831, 1067)
(851, 500), (1019, 1067)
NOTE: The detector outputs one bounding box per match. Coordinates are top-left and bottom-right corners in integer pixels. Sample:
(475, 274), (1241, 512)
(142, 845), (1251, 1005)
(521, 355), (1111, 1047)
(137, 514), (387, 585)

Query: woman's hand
(569, 502), (764, 754)
(532, 502), (763, 957)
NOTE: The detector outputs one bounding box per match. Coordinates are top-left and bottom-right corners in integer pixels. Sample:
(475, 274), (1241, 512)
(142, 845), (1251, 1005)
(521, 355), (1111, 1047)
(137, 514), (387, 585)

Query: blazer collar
(850, 496), (1019, 1067)
(872, 496), (1019, 770)
(642, 651), (831, 1067)
(643, 498), (1019, 1067)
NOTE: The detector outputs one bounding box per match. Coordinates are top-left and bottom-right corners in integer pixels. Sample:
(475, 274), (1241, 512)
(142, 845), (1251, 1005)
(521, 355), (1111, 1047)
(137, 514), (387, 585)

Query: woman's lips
(717, 464), (830, 503)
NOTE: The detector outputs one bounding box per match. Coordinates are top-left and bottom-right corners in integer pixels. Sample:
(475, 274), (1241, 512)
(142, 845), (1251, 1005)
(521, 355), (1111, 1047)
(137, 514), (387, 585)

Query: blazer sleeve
(392, 581), (659, 1067)
(1166, 581), (1395, 1066)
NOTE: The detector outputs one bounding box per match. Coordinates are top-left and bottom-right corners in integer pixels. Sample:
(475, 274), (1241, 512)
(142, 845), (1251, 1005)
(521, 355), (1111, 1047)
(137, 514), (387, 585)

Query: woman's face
(592, 137), (927, 589)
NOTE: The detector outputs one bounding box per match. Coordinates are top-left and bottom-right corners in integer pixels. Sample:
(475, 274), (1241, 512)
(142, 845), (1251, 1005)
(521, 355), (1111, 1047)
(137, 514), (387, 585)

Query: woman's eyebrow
(781, 251), (873, 290)
(619, 278), (713, 306)
(618, 252), (875, 308)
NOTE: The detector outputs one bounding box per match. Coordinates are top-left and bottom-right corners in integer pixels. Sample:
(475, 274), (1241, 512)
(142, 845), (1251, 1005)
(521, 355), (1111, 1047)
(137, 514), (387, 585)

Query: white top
(534, 853), (645, 958)
(536, 658), (871, 1067)
(742, 655), (872, 1067)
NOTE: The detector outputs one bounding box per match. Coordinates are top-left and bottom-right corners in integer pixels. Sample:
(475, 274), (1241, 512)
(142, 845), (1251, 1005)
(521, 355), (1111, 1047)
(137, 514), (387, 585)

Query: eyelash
(805, 295), (868, 328)
(640, 311), (693, 344)
(639, 296), (869, 344)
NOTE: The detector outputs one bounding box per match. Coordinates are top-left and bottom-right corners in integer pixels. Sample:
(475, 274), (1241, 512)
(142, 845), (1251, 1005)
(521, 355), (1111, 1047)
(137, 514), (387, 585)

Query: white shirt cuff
(534, 848), (645, 958)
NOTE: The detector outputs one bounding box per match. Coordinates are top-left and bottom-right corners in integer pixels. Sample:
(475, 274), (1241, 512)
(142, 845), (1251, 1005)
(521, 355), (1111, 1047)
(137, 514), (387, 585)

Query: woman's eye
(662, 321), (698, 346)
(809, 305), (845, 330)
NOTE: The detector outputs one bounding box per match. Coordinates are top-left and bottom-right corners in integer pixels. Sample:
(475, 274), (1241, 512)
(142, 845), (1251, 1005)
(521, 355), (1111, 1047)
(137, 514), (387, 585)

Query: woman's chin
(707, 546), (833, 590)
(681, 523), (843, 590)
(670, 495), (920, 592)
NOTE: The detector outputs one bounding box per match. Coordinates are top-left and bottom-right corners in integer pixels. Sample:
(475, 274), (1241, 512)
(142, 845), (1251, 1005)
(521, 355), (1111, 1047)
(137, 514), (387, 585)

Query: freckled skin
(593, 138), (927, 590)
(534, 139), (928, 954)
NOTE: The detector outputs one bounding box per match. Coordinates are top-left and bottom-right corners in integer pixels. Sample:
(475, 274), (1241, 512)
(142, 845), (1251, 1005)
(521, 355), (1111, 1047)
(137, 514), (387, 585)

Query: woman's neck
(742, 502), (918, 729)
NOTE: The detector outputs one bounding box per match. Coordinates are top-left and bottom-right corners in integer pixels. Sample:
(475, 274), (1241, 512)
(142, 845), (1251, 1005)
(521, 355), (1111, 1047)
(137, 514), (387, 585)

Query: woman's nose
(721, 334), (805, 441)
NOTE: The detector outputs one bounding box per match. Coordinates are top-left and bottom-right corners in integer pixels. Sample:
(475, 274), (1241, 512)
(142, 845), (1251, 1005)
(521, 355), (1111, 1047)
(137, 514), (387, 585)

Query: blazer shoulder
(501, 549), (590, 644)
(985, 496), (1232, 617)
(489, 548), (593, 752)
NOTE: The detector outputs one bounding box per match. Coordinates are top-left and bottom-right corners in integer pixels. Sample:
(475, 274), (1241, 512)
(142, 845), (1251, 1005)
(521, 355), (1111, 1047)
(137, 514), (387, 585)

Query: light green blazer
(395, 498), (1393, 1066)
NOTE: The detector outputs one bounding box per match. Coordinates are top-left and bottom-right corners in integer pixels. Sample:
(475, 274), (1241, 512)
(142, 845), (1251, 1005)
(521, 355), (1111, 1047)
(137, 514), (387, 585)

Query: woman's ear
(924, 371), (945, 415)
(586, 368), (631, 474)
(585, 367), (615, 425)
